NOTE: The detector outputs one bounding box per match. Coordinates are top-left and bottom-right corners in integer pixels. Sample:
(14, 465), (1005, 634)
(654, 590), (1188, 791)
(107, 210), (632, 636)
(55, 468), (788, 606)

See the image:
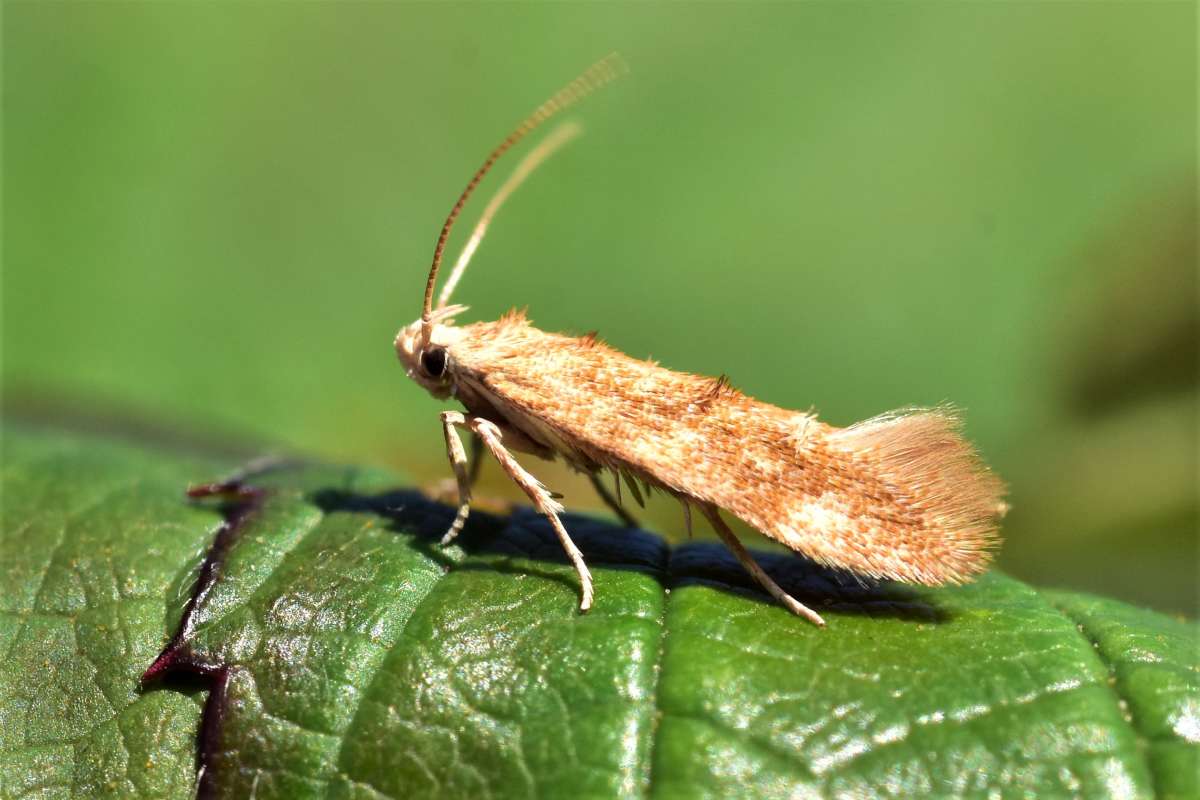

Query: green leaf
(0, 426), (227, 798)
(2, 423), (1197, 799)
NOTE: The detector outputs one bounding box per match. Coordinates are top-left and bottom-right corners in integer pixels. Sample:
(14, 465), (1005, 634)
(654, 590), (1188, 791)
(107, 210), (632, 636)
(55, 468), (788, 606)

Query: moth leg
(466, 433), (484, 489)
(470, 417), (595, 612)
(588, 472), (639, 528)
(438, 411), (473, 546)
(700, 504), (826, 627)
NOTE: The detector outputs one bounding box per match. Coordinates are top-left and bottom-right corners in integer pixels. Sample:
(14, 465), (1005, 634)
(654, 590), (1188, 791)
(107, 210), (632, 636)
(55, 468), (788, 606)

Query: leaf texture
(1, 424), (1196, 799)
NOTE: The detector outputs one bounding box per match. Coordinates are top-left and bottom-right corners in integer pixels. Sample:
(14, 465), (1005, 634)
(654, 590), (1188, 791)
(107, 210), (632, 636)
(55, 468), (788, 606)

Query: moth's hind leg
(699, 504), (826, 627)
(470, 417), (595, 612)
(588, 472), (639, 528)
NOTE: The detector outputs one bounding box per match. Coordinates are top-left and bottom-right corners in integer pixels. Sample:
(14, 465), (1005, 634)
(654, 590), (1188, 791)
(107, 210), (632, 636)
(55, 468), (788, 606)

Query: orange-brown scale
(445, 310), (1006, 585)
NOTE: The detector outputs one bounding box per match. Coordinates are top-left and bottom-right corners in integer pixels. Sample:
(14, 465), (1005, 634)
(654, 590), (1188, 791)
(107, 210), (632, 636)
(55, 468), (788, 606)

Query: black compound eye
(420, 347), (447, 378)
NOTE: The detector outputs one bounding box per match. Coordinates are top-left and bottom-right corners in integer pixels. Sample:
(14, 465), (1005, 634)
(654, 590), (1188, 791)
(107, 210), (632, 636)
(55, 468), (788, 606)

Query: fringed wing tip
(828, 405), (1007, 586)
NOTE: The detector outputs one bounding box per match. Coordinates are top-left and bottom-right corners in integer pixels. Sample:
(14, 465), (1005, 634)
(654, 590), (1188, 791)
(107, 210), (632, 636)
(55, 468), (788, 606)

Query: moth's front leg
(468, 417), (595, 613)
(438, 411), (473, 545)
(466, 433), (484, 488)
(428, 430), (485, 516)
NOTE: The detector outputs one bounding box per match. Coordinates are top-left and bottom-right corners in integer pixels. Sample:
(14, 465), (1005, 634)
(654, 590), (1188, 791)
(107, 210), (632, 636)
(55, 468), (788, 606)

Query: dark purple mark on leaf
(142, 480), (265, 800)
(139, 469), (944, 798)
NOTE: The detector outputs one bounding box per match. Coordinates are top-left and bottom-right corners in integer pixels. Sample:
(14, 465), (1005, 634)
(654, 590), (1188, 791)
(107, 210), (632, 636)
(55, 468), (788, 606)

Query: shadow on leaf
(312, 487), (948, 624)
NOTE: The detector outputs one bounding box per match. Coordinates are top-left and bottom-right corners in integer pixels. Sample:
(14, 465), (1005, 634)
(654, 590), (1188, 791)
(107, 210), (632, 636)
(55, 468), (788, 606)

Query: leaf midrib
(1049, 599), (1159, 797)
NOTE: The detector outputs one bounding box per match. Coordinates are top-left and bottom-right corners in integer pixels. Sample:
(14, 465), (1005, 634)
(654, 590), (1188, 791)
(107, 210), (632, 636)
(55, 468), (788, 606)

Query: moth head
(394, 305), (467, 399)
(404, 55), (622, 382)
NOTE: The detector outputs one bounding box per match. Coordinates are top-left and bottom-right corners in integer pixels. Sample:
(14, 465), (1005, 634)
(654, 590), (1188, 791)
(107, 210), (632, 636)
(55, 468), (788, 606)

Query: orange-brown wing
(449, 314), (1004, 585)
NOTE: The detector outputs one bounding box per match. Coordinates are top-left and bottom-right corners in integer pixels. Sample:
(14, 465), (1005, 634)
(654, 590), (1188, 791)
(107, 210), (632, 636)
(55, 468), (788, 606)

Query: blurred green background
(4, 2), (1195, 614)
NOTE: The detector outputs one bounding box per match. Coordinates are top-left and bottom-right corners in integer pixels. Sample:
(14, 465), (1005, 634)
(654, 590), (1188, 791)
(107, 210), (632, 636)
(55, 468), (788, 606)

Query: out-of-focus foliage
(3, 3), (1195, 613)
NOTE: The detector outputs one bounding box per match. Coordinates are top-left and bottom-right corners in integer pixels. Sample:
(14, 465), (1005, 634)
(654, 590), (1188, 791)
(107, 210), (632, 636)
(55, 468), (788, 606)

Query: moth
(395, 55), (1006, 627)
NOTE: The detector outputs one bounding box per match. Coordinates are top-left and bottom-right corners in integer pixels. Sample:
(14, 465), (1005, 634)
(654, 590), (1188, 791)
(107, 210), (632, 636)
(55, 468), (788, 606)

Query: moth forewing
(445, 316), (1005, 586)
(396, 56), (1006, 627)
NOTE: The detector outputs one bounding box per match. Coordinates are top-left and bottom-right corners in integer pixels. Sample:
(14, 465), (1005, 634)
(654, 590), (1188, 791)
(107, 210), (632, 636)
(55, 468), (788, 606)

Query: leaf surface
(2, 424), (1196, 799)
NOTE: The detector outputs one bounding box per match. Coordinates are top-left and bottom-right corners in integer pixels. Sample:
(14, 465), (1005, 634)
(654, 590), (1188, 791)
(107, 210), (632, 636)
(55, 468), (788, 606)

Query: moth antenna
(437, 121), (583, 310)
(421, 53), (627, 343)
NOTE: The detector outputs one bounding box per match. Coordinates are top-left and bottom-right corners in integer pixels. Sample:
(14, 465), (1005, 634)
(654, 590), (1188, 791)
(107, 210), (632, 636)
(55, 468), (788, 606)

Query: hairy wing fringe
(823, 405), (1007, 584)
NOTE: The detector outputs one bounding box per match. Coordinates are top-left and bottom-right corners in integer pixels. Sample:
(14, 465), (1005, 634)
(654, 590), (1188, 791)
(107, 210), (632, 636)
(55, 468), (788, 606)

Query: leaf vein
(642, 548), (672, 800)
(1046, 597), (1158, 797)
